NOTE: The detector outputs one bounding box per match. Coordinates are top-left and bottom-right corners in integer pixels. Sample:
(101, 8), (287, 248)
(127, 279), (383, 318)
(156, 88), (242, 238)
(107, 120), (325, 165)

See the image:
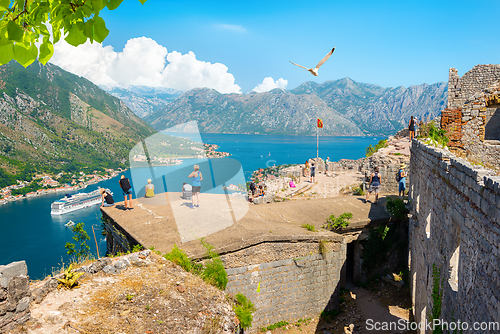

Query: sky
(49, 0), (500, 94)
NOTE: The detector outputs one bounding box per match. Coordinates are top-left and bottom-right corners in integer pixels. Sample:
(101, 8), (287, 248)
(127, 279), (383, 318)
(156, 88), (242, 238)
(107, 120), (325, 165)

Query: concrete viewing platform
(101, 191), (393, 259)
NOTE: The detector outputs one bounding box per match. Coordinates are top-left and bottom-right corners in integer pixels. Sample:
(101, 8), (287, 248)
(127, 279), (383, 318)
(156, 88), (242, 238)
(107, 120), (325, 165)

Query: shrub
(56, 264), (84, 290)
(418, 122), (449, 148)
(131, 244), (143, 252)
(201, 256), (227, 290)
(233, 293), (256, 330)
(65, 222), (90, 262)
(324, 212), (353, 230)
(164, 242), (227, 289)
(164, 244), (201, 274)
(365, 139), (388, 157)
(386, 197), (409, 221)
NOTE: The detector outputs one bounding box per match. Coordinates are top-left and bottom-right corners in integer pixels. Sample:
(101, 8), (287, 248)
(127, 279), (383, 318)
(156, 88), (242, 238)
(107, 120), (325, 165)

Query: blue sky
(50, 0), (499, 94)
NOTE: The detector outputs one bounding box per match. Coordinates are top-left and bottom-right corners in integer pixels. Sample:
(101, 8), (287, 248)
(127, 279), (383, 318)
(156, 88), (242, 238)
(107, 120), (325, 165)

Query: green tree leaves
(0, 0), (147, 67)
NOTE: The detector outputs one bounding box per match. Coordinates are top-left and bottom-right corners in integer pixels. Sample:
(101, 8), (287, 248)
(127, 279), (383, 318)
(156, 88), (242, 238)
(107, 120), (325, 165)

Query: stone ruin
(0, 261), (31, 332)
(441, 65), (500, 168)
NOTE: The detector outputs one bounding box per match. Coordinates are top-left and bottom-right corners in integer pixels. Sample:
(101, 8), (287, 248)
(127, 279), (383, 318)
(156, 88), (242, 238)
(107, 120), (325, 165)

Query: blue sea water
(0, 133), (381, 279)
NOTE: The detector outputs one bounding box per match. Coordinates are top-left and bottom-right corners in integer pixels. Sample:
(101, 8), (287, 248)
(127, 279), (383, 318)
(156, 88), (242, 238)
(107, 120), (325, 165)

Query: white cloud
(252, 77), (288, 93)
(214, 24), (247, 33)
(49, 37), (241, 94)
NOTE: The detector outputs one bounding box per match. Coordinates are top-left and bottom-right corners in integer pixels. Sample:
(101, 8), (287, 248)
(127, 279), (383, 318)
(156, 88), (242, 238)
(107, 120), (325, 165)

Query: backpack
(396, 169), (402, 182)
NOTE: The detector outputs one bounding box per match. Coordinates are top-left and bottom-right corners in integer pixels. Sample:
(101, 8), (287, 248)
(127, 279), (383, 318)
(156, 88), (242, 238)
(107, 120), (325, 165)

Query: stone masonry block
(0, 262), (28, 289)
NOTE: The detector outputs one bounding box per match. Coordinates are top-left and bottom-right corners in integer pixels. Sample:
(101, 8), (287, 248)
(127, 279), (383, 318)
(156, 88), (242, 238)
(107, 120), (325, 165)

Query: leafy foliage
(164, 241), (227, 290)
(324, 212), (353, 230)
(65, 222), (90, 262)
(429, 264), (443, 334)
(386, 197), (409, 221)
(0, 0), (147, 67)
(56, 263), (84, 289)
(365, 139), (388, 157)
(164, 244), (202, 274)
(260, 320), (289, 332)
(233, 293), (256, 330)
(418, 122), (449, 148)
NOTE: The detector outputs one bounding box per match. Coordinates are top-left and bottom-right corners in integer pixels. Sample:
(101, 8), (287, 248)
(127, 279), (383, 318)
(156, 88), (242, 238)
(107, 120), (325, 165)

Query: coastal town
(0, 168), (122, 205)
(0, 143), (230, 205)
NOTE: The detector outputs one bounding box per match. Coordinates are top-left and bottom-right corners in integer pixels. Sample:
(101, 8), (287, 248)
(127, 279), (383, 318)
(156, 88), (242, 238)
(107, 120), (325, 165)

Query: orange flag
(317, 118), (323, 128)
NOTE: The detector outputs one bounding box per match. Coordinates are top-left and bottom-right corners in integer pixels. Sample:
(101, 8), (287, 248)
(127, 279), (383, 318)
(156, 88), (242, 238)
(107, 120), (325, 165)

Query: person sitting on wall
(99, 188), (114, 208)
(145, 179), (154, 198)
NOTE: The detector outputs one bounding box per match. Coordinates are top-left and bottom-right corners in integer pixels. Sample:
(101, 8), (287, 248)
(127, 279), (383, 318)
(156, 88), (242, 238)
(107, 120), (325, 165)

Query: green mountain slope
(0, 61), (156, 180)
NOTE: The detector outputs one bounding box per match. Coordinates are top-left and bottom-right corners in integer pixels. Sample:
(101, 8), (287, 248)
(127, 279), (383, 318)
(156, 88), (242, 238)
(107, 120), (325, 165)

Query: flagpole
(316, 126), (319, 162)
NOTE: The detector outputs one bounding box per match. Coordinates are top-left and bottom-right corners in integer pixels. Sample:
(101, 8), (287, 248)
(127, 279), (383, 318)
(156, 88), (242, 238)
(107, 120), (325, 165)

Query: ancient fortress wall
(222, 240), (345, 331)
(447, 65), (500, 109)
(443, 65), (500, 167)
(409, 140), (500, 330)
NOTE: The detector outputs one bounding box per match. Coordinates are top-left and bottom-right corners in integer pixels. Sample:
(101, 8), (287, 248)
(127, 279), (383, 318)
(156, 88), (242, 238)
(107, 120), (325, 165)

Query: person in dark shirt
(310, 163), (316, 183)
(99, 188), (114, 208)
(365, 167), (381, 204)
(119, 175), (133, 210)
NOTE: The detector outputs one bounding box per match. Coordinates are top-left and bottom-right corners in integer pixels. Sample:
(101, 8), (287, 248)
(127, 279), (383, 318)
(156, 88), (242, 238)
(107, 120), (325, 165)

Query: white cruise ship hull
(50, 189), (111, 215)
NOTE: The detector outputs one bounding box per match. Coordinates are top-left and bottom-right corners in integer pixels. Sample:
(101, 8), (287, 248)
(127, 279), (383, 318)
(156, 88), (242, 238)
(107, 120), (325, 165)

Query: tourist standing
(325, 157), (330, 176)
(398, 164), (406, 197)
(304, 160), (310, 177)
(188, 164), (202, 208)
(409, 116), (416, 141)
(365, 167), (381, 204)
(310, 163), (316, 183)
(119, 175), (133, 210)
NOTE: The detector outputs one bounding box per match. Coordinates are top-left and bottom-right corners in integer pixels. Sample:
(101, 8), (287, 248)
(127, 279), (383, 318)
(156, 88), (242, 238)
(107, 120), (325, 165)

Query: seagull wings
(289, 61), (309, 70)
(314, 47), (335, 70)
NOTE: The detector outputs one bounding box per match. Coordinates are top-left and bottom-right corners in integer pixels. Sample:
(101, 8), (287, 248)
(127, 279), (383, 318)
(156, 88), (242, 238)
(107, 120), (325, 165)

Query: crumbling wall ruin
(441, 65), (500, 167)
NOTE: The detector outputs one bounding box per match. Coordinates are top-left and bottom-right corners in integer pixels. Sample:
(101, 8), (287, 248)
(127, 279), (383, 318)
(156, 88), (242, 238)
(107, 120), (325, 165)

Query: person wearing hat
(398, 163), (407, 197)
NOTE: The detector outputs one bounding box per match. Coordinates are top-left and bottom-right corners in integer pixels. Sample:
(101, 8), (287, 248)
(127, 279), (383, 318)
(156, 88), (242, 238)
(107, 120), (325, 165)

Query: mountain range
(141, 78), (447, 136)
(0, 61), (155, 177)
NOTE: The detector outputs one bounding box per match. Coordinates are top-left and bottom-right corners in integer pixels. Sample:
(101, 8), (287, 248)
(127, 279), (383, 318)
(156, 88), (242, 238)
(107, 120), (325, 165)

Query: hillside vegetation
(0, 61), (156, 181)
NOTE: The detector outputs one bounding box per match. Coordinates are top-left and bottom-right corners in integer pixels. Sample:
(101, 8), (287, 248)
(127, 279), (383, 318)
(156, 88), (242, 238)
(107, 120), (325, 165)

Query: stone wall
(102, 215), (141, 255)
(408, 140), (500, 331)
(442, 65), (500, 167)
(222, 240), (345, 332)
(447, 65), (500, 109)
(0, 261), (31, 332)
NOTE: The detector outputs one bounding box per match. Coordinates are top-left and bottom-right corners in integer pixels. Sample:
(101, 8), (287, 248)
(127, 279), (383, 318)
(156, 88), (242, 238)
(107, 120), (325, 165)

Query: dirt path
(260, 280), (414, 334)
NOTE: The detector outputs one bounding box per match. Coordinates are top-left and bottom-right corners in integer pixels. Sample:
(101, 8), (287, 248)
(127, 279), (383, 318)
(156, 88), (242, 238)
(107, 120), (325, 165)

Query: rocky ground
(9, 251), (238, 334)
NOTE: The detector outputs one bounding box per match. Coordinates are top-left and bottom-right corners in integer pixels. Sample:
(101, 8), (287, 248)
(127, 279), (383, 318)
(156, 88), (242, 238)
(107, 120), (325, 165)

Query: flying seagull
(290, 47), (335, 76)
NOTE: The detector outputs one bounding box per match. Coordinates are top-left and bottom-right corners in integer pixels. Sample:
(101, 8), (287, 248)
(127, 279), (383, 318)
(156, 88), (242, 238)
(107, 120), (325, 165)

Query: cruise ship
(50, 188), (112, 215)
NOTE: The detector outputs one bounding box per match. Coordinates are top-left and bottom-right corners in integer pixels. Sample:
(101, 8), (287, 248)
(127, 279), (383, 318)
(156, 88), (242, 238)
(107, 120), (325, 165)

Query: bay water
(0, 133), (381, 279)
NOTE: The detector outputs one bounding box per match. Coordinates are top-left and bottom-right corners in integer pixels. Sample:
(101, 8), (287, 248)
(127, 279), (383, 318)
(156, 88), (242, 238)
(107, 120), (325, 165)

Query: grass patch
(301, 223), (316, 232)
(318, 240), (328, 258)
(260, 320), (289, 332)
